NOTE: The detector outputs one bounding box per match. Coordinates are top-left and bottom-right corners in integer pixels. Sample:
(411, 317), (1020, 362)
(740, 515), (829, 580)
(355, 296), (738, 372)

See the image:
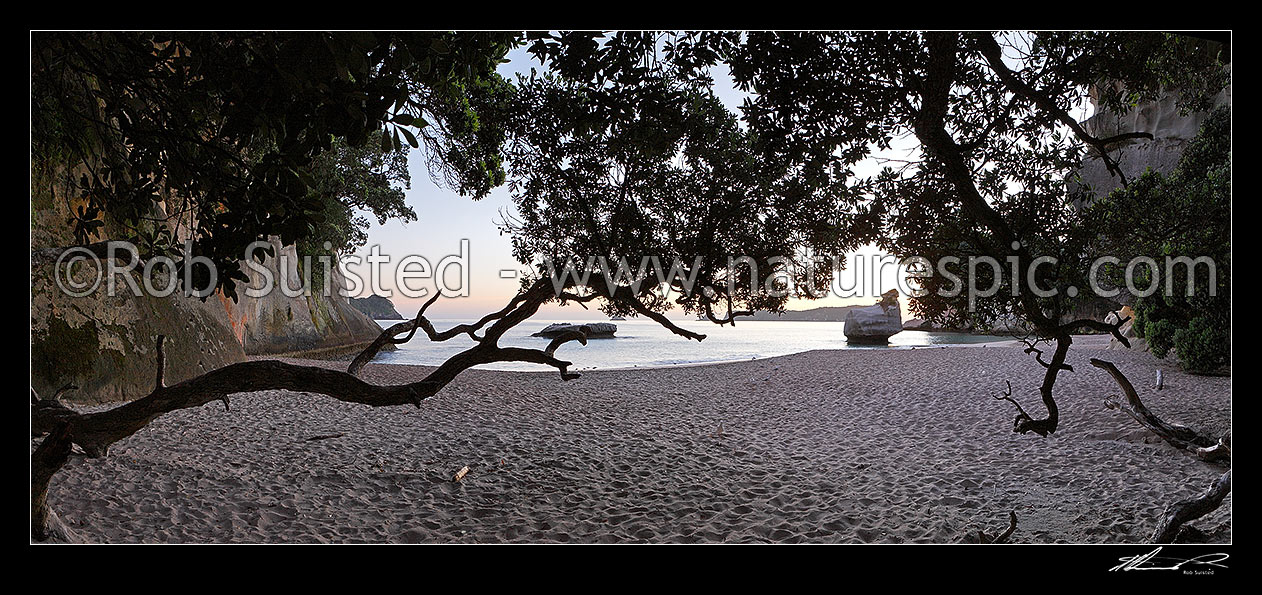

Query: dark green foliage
(301, 135), (414, 255)
(32, 32), (516, 300)
(1174, 315), (1230, 374)
(504, 33), (856, 320)
(32, 31), (1229, 341)
(1087, 107), (1231, 373)
(720, 32), (1229, 336)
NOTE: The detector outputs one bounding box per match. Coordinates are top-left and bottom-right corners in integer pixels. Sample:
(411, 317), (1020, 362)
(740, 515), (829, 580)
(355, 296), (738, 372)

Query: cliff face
(1065, 71), (1231, 323)
(31, 165), (247, 403)
(31, 267), (248, 404)
(31, 167), (382, 402)
(220, 238), (384, 357)
(1073, 70), (1232, 202)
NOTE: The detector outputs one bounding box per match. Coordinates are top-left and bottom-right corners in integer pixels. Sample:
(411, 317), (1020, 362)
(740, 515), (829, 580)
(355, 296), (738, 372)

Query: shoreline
(50, 343), (1230, 543)
(313, 328), (1044, 374)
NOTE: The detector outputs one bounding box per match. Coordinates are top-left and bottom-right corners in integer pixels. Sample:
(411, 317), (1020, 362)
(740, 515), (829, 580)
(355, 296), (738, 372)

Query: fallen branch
(1089, 358), (1231, 541)
(1195, 437), (1232, 463)
(971, 511), (1018, 544)
(305, 433), (345, 442)
(29, 276), (591, 540)
(1090, 358), (1222, 460)
(154, 334), (166, 390)
(1152, 470), (1231, 543)
(31, 423), (77, 542)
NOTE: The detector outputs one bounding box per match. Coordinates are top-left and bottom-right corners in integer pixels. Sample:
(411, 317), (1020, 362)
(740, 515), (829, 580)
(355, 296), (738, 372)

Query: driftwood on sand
(1151, 470), (1231, 544)
(968, 511), (1018, 544)
(1091, 358), (1223, 459)
(1090, 358), (1232, 542)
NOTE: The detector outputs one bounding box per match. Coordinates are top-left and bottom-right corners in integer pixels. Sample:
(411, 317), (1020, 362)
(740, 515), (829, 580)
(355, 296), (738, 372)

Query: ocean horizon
(367, 317), (1012, 371)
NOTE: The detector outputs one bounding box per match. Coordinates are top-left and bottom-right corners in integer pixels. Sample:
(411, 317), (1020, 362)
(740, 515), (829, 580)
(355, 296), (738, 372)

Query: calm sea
(368, 318), (1009, 372)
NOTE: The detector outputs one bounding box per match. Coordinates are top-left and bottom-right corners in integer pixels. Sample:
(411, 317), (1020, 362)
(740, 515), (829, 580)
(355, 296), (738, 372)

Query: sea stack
(844, 290), (903, 344)
(532, 322), (617, 339)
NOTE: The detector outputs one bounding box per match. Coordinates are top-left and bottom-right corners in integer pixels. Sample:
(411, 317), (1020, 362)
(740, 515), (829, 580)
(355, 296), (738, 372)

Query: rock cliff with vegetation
(221, 238), (384, 357)
(30, 164), (247, 403)
(1076, 58), (1231, 373)
(349, 295), (405, 321)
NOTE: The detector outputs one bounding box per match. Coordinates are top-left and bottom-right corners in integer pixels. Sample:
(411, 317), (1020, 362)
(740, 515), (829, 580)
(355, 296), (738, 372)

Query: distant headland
(746, 306), (861, 322)
(349, 295), (404, 320)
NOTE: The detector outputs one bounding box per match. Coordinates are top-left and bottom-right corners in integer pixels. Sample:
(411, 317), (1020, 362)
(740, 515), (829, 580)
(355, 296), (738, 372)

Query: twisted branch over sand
(30, 277), (596, 541)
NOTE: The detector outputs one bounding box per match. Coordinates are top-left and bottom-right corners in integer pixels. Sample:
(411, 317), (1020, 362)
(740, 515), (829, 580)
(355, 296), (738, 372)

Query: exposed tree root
(968, 511), (1018, 544)
(1091, 358), (1226, 464)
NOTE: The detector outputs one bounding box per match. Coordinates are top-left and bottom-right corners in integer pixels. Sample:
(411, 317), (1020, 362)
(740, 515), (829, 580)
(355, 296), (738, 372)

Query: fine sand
(44, 342), (1231, 543)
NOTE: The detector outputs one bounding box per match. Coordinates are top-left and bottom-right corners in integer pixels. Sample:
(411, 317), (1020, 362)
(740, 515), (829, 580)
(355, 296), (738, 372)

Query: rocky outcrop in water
(902, 318), (934, 331)
(843, 291), (903, 344)
(532, 322), (617, 339)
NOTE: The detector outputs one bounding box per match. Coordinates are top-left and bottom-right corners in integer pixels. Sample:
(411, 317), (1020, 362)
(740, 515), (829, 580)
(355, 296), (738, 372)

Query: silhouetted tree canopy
(31, 31), (1230, 349)
(32, 31), (517, 299)
(301, 136), (414, 256)
(501, 37), (857, 323)
(721, 31), (1228, 335)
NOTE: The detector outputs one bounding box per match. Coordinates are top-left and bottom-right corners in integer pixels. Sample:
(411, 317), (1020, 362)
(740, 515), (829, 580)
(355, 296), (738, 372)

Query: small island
(532, 322), (617, 339)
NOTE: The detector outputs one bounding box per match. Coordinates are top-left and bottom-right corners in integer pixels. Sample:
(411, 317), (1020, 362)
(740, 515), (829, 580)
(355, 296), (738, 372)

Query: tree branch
(1151, 470), (1231, 543)
(1090, 358), (1222, 458)
(153, 334), (166, 390)
(974, 33), (1153, 187)
(31, 423), (76, 542)
(1061, 315), (1131, 349)
(971, 511), (1018, 544)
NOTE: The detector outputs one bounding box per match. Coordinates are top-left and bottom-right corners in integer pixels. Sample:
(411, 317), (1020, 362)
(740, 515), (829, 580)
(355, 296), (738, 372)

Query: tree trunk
(31, 424), (76, 542)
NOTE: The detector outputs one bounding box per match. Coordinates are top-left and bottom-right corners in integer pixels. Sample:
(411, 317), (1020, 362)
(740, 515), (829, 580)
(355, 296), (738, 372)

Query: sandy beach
(44, 342), (1231, 543)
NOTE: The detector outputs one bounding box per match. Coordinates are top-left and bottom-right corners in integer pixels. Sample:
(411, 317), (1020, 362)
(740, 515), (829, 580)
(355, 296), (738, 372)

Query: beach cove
(45, 342), (1230, 543)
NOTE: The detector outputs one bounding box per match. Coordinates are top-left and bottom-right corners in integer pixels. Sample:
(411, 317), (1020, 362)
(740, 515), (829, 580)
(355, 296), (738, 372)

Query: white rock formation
(844, 302), (903, 344)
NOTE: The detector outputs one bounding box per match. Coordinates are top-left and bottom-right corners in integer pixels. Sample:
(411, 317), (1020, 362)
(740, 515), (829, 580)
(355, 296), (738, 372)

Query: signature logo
(1110, 547), (1229, 572)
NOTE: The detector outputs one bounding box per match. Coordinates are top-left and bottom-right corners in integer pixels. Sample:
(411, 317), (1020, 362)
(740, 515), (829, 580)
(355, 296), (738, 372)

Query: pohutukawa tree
(719, 31), (1229, 437)
(500, 34), (858, 329)
(30, 31), (851, 541)
(31, 31), (1230, 542)
(32, 31), (516, 298)
(716, 30), (1231, 540)
(32, 31), (521, 539)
